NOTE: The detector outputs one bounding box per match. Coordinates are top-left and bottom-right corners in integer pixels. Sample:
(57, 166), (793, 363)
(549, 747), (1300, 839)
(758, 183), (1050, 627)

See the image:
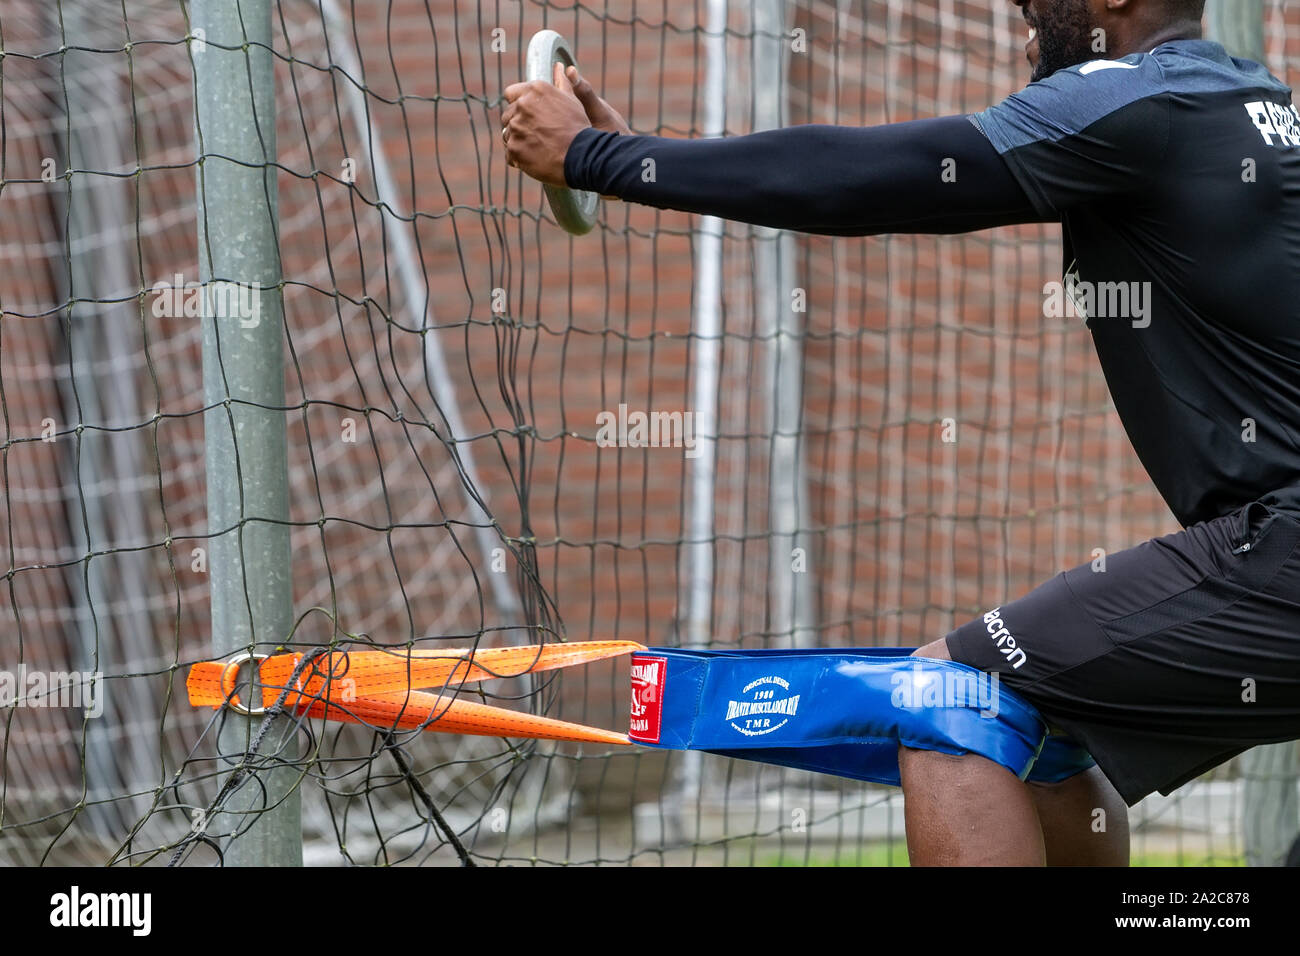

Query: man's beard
(1031, 0), (1098, 82)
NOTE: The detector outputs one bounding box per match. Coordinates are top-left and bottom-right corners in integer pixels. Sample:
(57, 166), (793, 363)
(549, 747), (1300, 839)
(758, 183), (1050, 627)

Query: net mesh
(1, 0), (1297, 866)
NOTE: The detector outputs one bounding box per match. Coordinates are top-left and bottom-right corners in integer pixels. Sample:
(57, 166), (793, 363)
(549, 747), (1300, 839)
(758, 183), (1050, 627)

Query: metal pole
(753, 0), (814, 648)
(1205, 0), (1299, 868)
(681, 0), (733, 658)
(194, 0), (301, 866)
(685, 3), (727, 655)
(673, 0), (729, 832)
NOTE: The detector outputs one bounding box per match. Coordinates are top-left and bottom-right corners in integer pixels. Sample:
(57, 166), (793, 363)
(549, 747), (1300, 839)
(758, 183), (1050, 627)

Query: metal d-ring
(218, 651), (272, 717)
(525, 29), (599, 235)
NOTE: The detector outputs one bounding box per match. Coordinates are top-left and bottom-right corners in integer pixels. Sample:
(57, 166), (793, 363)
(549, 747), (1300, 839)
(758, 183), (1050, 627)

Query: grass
(759, 842), (1246, 867)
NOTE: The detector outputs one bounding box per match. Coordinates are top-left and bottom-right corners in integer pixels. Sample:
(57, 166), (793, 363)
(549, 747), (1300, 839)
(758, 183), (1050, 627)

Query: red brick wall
(3, 1), (1298, 862)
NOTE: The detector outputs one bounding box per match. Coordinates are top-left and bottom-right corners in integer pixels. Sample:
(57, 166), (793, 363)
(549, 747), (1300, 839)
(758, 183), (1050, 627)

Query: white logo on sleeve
(1078, 59), (1140, 75)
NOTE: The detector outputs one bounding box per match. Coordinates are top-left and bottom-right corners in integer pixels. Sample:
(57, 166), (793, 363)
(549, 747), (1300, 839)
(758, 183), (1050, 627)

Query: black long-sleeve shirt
(563, 39), (1300, 530)
(564, 115), (1044, 236)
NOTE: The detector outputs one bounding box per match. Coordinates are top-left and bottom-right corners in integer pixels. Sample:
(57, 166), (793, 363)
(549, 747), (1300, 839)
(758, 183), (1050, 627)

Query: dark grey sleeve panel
(970, 56), (1178, 215)
(562, 116), (1050, 236)
(979, 95), (1172, 217)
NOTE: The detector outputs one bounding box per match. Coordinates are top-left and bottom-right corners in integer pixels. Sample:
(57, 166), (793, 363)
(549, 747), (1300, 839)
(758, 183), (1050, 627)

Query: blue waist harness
(628, 647), (1094, 785)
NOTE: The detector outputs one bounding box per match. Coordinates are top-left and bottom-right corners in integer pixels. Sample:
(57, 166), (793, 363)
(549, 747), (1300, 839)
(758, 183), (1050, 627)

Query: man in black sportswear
(503, 0), (1300, 865)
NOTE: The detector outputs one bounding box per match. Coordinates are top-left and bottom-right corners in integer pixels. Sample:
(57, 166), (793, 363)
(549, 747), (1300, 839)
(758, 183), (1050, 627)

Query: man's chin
(1029, 56), (1080, 83)
(1028, 42), (1098, 83)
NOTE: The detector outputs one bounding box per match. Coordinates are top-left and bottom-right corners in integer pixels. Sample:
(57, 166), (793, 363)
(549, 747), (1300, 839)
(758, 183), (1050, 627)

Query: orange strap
(186, 641), (644, 746)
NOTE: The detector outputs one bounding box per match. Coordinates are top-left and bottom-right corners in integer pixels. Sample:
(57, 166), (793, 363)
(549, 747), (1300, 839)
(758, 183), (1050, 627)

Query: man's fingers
(503, 81), (531, 102)
(549, 65), (577, 96)
(561, 66), (630, 135)
(567, 66), (597, 107)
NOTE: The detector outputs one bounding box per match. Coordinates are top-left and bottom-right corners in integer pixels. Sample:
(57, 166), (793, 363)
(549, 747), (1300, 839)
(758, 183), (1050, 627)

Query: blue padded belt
(628, 647), (1095, 785)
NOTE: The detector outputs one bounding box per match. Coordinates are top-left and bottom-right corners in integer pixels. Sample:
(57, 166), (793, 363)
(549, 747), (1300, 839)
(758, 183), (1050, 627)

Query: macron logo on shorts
(982, 608), (1028, 670)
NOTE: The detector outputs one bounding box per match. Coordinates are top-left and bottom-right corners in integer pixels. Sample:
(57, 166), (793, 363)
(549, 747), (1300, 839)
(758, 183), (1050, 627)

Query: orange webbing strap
(186, 641), (643, 746)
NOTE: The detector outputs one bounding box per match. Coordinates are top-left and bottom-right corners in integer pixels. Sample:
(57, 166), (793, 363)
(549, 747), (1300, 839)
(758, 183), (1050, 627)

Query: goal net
(1, 0), (1296, 866)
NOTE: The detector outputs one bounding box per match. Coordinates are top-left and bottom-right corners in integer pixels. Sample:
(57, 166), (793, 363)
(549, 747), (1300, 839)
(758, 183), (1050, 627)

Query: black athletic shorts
(944, 490), (1300, 807)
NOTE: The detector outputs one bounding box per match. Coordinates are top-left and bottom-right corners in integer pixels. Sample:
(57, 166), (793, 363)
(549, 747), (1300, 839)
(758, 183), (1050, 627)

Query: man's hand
(503, 64), (631, 188)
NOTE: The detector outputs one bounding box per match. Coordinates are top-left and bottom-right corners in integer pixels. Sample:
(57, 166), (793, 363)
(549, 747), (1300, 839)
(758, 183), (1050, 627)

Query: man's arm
(562, 116), (1052, 236)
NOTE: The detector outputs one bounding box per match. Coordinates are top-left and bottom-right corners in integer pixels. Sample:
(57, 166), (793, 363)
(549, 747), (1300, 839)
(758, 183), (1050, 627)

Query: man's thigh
(943, 499), (1300, 806)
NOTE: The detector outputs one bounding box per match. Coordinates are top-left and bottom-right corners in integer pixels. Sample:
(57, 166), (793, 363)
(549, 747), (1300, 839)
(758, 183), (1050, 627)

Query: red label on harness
(628, 655), (667, 743)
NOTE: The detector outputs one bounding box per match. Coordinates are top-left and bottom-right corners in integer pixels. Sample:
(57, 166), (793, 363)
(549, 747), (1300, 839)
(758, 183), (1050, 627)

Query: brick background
(2, 0), (1297, 863)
